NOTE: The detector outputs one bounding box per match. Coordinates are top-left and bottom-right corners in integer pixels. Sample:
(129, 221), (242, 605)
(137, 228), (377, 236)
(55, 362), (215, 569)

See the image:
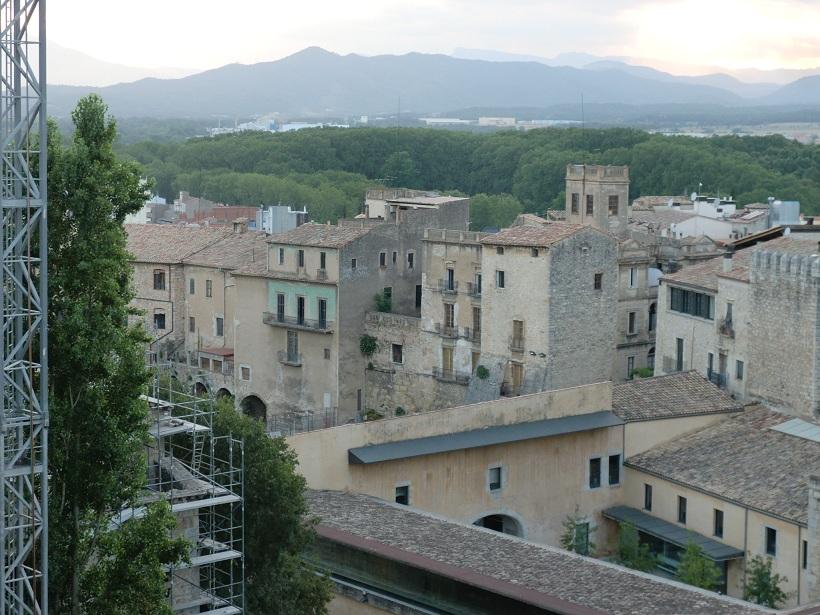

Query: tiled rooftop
(267, 222), (374, 248)
(480, 223), (600, 248)
(613, 372), (743, 422)
(629, 208), (696, 230)
(183, 230), (269, 270)
(307, 489), (767, 615)
(627, 405), (820, 525)
(125, 224), (231, 263)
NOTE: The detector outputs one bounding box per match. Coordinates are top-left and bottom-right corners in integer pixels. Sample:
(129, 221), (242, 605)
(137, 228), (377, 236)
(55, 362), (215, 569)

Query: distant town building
(255, 204), (308, 234)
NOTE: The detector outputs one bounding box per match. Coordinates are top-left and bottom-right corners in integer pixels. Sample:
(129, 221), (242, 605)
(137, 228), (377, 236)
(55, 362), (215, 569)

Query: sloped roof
(267, 222), (374, 248)
(626, 406), (820, 524)
(126, 224), (231, 264)
(183, 230), (269, 270)
(613, 372), (742, 422)
(307, 490), (766, 615)
(480, 223), (602, 248)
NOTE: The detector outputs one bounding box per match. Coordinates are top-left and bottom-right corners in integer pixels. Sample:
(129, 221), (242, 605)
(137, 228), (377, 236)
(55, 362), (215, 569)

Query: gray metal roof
(348, 410), (622, 465)
(602, 506), (744, 561)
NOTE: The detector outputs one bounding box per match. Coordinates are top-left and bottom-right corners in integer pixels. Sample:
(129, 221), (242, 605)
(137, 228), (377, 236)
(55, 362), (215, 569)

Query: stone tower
(565, 164), (630, 237)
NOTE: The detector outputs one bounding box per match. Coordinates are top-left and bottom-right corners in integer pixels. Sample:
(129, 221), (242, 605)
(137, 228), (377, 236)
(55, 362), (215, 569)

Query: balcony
(463, 327), (481, 345)
(432, 367), (471, 385)
(708, 370), (727, 389)
(437, 279), (459, 294)
(277, 350), (302, 367)
(263, 312), (334, 333)
(466, 282), (482, 299)
(509, 336), (525, 353)
(316, 268), (328, 281)
(718, 319), (735, 339)
(434, 322), (459, 338)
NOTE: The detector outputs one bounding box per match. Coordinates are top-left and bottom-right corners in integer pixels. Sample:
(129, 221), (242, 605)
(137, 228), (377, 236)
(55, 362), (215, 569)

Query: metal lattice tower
(0, 1), (48, 614)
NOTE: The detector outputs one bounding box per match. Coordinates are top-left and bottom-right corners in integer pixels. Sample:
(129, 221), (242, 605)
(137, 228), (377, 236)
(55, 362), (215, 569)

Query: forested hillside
(125, 127), (820, 227)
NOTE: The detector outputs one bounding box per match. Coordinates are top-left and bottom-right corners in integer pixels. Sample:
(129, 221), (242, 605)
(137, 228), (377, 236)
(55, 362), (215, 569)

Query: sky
(50, 0), (820, 73)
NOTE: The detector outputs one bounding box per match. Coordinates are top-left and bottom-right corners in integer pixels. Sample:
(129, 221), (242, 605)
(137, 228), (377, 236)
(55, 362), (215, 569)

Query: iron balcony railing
(708, 370), (727, 389)
(432, 367), (471, 385)
(463, 327), (481, 344)
(435, 322), (459, 338)
(718, 319), (735, 338)
(277, 350), (302, 366)
(437, 279), (459, 294)
(509, 336), (525, 352)
(263, 312), (334, 332)
(466, 282), (482, 298)
(316, 268), (328, 280)
(268, 407), (339, 436)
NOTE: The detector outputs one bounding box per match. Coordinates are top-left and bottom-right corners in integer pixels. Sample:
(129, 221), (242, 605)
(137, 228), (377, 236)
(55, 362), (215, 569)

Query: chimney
(722, 248), (734, 273)
(232, 217), (248, 234)
(807, 476), (820, 601)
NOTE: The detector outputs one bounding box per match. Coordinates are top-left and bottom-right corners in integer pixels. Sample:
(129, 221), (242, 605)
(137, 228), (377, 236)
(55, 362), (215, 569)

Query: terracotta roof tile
(125, 224), (231, 263)
(267, 222), (374, 248)
(613, 372), (743, 422)
(480, 223), (600, 248)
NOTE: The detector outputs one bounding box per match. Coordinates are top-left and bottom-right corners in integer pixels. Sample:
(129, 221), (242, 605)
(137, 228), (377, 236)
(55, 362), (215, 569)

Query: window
(628, 267), (637, 288)
(395, 485), (409, 505)
(488, 466), (502, 491)
(714, 509), (724, 538)
(189, 278), (195, 295)
(512, 319), (524, 349)
(472, 306), (481, 339)
(628, 311), (637, 334)
(510, 362), (524, 389)
(594, 273), (603, 290)
(324, 348), (331, 360)
(442, 346), (454, 372)
(383, 287), (392, 303)
(804, 540), (808, 570)
(153, 311), (166, 330)
(678, 496), (687, 524)
(736, 360), (744, 381)
(765, 527), (777, 557)
(648, 303), (657, 331)
(586, 194), (594, 215)
(278, 247), (285, 265)
(297, 296), (305, 325)
(215, 316), (224, 337)
(608, 454), (621, 486)
(205, 279), (213, 298)
(212, 359), (222, 374)
(725, 302), (733, 323)
(589, 457), (601, 489)
(708, 352), (714, 377)
(676, 338), (684, 372)
(608, 195), (619, 216)
(200, 356), (210, 370)
(474, 272), (482, 294)
(276, 293), (285, 322)
(379, 251), (386, 268)
(297, 249), (305, 267)
(287, 330), (299, 362)
(670, 287), (714, 320)
(392, 250), (397, 264)
(627, 356), (635, 379)
(351, 258), (357, 269)
(240, 365), (251, 381)
(575, 522), (591, 556)
(496, 270), (505, 288)
(153, 269), (166, 290)
(357, 388), (362, 412)
(407, 252), (414, 269)
(320, 251), (326, 269)
(446, 267), (455, 290)
(189, 316), (196, 333)
(318, 298), (328, 329)
(571, 192), (580, 214)
(496, 246), (504, 255)
(415, 284), (422, 309)
(444, 303), (455, 329)
(644, 484), (653, 511)
(392, 343), (404, 364)
(531, 248), (539, 257)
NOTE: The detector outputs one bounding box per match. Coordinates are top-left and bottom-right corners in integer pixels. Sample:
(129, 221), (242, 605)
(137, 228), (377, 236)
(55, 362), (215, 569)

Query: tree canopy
(123, 126), (820, 227)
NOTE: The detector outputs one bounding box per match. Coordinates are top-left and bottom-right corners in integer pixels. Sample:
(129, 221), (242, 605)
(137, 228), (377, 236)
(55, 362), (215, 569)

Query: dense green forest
(123, 127), (820, 227)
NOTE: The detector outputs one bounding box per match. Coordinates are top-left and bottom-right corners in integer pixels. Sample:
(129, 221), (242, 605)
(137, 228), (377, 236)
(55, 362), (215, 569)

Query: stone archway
(194, 381), (208, 397)
(473, 513), (523, 537)
(240, 395), (267, 422)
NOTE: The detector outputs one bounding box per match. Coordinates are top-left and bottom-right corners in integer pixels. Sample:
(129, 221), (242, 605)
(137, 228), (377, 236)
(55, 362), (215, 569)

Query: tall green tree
(213, 397), (332, 614)
(560, 506), (595, 556)
(468, 193), (524, 230)
(677, 542), (721, 590)
(47, 94), (187, 614)
(744, 555), (788, 608)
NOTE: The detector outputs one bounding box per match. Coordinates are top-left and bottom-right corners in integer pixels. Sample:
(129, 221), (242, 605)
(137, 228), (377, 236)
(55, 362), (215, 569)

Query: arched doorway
(194, 381), (208, 397)
(241, 395), (267, 422)
(216, 388), (233, 401)
(473, 514), (523, 537)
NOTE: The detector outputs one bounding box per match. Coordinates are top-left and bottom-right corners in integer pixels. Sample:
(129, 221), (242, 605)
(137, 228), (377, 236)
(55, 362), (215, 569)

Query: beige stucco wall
(625, 467), (806, 605)
(624, 413), (737, 457)
(654, 282), (716, 376)
(328, 595), (387, 615)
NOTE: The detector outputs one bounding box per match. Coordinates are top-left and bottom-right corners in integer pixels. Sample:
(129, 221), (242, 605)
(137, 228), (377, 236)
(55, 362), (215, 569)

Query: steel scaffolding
(0, 1), (48, 614)
(115, 363), (244, 614)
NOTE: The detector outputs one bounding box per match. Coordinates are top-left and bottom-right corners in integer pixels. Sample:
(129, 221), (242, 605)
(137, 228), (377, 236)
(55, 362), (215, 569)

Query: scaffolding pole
(0, 1), (47, 613)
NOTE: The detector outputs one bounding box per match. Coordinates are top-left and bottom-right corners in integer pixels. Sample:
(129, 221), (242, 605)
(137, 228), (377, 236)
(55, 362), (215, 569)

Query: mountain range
(47, 46), (820, 120)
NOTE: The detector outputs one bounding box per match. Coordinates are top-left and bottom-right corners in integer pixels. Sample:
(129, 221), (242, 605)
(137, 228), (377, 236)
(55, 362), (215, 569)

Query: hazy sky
(51, 0), (819, 72)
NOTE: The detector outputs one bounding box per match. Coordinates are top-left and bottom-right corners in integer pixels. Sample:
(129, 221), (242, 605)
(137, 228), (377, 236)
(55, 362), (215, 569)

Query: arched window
(648, 302), (657, 332)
